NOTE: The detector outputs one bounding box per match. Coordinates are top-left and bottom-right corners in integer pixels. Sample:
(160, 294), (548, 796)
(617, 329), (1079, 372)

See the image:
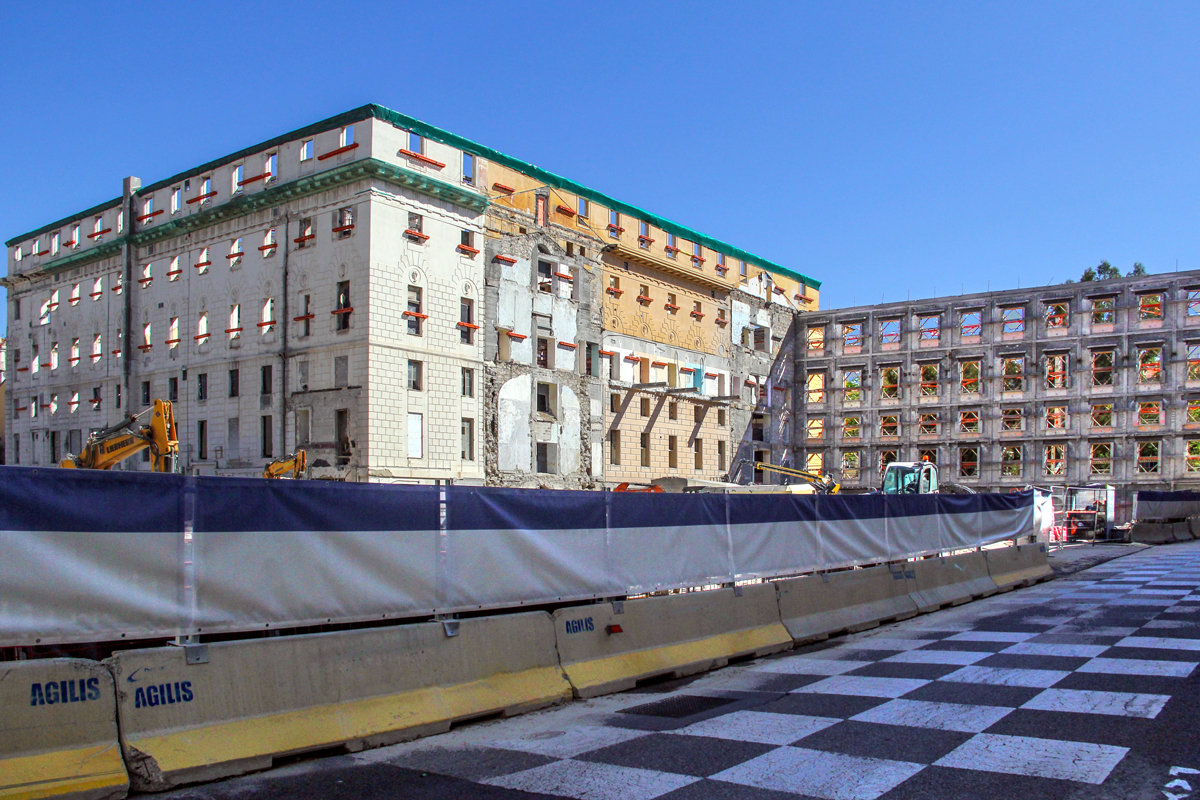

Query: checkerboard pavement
(160, 542), (1200, 800)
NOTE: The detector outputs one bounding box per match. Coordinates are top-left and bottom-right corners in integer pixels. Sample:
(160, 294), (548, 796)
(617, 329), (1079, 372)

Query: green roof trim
(6, 196), (121, 248)
(6, 103), (821, 290)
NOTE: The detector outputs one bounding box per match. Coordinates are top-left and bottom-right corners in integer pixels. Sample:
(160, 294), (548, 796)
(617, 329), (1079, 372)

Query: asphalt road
(146, 541), (1200, 800)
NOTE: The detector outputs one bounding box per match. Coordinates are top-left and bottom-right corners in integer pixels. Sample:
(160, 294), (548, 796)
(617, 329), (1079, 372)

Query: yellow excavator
(754, 463), (841, 494)
(60, 399), (178, 472)
(263, 450), (307, 479)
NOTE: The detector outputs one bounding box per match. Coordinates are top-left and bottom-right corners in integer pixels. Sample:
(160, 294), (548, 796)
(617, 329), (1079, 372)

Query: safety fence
(0, 465), (1032, 648)
(1136, 490), (1200, 522)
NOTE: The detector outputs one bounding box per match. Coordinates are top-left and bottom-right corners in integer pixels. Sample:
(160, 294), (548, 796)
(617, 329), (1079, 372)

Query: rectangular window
(261, 365), (273, 395)
(1044, 302), (1068, 329)
(1188, 440), (1200, 472)
(1091, 442), (1113, 474)
(718, 440), (726, 471)
(919, 316), (939, 341)
(198, 420), (208, 461)
(1092, 297), (1116, 324)
(536, 442), (557, 474)
(694, 438), (703, 470)
(536, 338), (550, 368)
(806, 327), (826, 350)
(334, 207), (354, 238)
(806, 372), (826, 403)
(197, 373), (208, 401)
(1044, 444), (1065, 476)
(1002, 408), (1023, 431)
(1139, 294), (1164, 321)
(843, 416), (861, 438)
(405, 286), (423, 335)
(1139, 401), (1161, 426)
(141, 381), (151, 406)
(537, 383), (556, 417)
(461, 418), (475, 461)
(1091, 404), (1113, 427)
(407, 412), (423, 458)
(880, 415), (899, 436)
(459, 298), (475, 344)
(336, 281), (351, 330)
(1001, 307), (1025, 333)
(168, 377), (178, 403)
(1046, 406), (1066, 429)
(462, 152), (475, 185)
(842, 370), (861, 401)
(300, 139), (314, 161)
(806, 419), (825, 440)
(1139, 347), (1162, 383)
(1091, 350), (1114, 385)
(577, 197), (588, 219)
(919, 364), (938, 396)
(1002, 357), (1025, 391)
(919, 413), (938, 435)
(609, 430), (621, 465)
(342, 125), (355, 147)
(1046, 354), (1067, 389)
(959, 410), (980, 433)
(1186, 343), (1200, 380)
(408, 360), (423, 391)
(843, 323), (863, 347)
(608, 209), (621, 238)
(1001, 446), (1022, 476)
(462, 367), (475, 397)
(668, 435), (678, 469)
(840, 451), (859, 480)
(640, 432), (650, 467)
(960, 310), (982, 336)
(333, 356), (348, 388)
(960, 361), (980, 394)
(880, 450), (898, 476)
(880, 367), (900, 399)
(228, 304), (241, 339)
(640, 397), (650, 417)
(1188, 289), (1200, 317)
(879, 319), (900, 344)
(1189, 398), (1200, 423)
(1138, 441), (1160, 473)
(259, 415), (274, 458)
(229, 369), (240, 397)
(666, 233), (677, 254)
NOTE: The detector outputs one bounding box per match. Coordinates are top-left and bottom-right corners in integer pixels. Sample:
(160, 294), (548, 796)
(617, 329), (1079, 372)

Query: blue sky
(3, 2), (1198, 338)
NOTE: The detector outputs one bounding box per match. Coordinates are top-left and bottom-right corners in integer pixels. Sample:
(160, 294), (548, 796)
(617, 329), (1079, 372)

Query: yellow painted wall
(603, 391), (731, 483)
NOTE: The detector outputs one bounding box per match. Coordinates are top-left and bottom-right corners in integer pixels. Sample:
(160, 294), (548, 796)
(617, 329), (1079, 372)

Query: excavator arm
(263, 450), (307, 479)
(753, 462), (841, 494)
(61, 399), (178, 472)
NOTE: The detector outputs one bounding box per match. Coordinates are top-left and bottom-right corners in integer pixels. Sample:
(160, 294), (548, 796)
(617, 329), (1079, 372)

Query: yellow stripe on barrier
(563, 625), (792, 697)
(0, 745), (127, 800)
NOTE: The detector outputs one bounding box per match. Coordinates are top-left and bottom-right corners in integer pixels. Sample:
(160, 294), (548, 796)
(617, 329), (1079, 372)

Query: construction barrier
(1190, 516), (1200, 540)
(984, 543), (1054, 591)
(1131, 521), (1181, 545)
(0, 658), (128, 800)
(907, 551), (998, 612)
(106, 612), (571, 791)
(775, 564), (919, 645)
(553, 584), (792, 698)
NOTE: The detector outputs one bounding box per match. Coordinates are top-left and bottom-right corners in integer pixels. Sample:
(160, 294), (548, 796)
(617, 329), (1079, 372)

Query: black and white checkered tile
(361, 542), (1200, 800)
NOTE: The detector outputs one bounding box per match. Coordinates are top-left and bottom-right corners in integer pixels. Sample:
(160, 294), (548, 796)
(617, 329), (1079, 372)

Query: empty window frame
(841, 451), (860, 480)
(1138, 346), (1162, 383)
(959, 446), (979, 477)
(537, 383), (557, 417)
(640, 432), (651, 467)
(228, 305), (241, 339)
(1189, 440), (1200, 473)
(461, 418), (475, 461)
(1001, 306), (1025, 334)
(1138, 401), (1162, 426)
(1044, 444), (1066, 476)
(1045, 302), (1069, 328)
(461, 152), (475, 185)
(1139, 293), (1164, 321)
(842, 322), (863, 347)
(805, 451), (823, 474)
(1190, 398), (1200, 423)
(407, 360), (423, 391)
(1046, 353), (1068, 389)
(1046, 406), (1066, 429)
(609, 430), (621, 465)
(960, 310), (982, 337)
(333, 207), (354, 238)
(459, 298), (475, 344)
(461, 367), (475, 398)
(1092, 297), (1116, 324)
(408, 412), (423, 459)
(1090, 442), (1113, 474)
(1001, 446), (1023, 476)
(405, 286), (423, 335)
(879, 366), (900, 399)
(1188, 289), (1200, 317)
(960, 360), (981, 394)
(806, 326), (826, 350)
(842, 369), (862, 401)
(919, 413), (938, 435)
(880, 415), (900, 436)
(879, 319), (901, 344)
(1091, 404), (1114, 427)
(806, 372), (826, 403)
(1137, 441), (1160, 473)
(959, 410), (980, 433)
(806, 419), (825, 440)
(843, 416), (861, 438)
(335, 281), (351, 330)
(1002, 356), (1025, 391)
(667, 435), (678, 468)
(919, 364), (938, 396)
(880, 450), (898, 476)
(1091, 350), (1114, 385)
(1001, 408), (1023, 431)
(918, 315), (939, 341)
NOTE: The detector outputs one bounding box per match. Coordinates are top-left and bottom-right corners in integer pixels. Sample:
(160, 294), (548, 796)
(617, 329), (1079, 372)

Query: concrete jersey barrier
(0, 658), (128, 800)
(907, 551), (998, 613)
(984, 543), (1054, 590)
(552, 584), (792, 698)
(1130, 521), (1178, 545)
(106, 611), (571, 791)
(774, 564), (919, 644)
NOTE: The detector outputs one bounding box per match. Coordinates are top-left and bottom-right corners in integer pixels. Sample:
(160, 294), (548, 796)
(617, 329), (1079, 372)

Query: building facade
(4, 105), (817, 485)
(795, 271), (1200, 493)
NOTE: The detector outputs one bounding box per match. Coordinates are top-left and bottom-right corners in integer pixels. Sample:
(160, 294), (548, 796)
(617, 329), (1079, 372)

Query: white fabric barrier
(0, 467), (1034, 647)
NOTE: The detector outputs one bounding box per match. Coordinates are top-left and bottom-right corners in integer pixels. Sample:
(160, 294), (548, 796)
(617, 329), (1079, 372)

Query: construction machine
(263, 450), (308, 480)
(60, 399), (178, 472)
(881, 459), (975, 495)
(753, 463), (841, 494)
